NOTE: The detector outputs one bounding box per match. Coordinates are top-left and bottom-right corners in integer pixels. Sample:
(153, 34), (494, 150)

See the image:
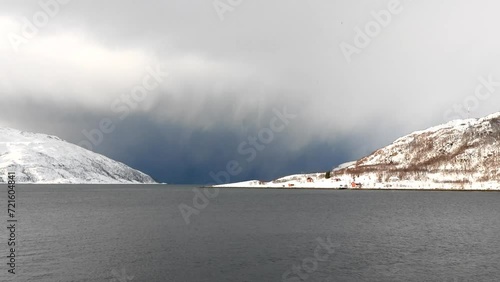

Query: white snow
(0, 127), (157, 184)
(332, 161), (356, 171)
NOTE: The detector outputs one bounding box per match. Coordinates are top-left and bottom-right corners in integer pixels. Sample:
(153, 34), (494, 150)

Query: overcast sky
(1, 0), (500, 184)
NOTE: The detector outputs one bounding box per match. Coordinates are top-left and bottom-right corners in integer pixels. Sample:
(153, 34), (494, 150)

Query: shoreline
(201, 186), (500, 192)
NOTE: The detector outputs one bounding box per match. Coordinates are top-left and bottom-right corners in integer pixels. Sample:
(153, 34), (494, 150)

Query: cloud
(2, 0), (500, 183)
(0, 19), (150, 107)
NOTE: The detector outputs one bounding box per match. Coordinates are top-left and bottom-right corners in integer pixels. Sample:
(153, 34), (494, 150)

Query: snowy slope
(216, 112), (500, 190)
(333, 112), (500, 188)
(0, 127), (157, 184)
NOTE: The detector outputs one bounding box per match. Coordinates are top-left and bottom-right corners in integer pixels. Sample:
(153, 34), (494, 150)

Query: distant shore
(202, 186), (500, 191)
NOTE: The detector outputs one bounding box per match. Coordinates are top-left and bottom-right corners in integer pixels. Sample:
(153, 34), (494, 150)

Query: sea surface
(1, 185), (500, 282)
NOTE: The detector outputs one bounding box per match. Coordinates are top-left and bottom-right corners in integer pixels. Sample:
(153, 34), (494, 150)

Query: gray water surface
(1, 185), (500, 281)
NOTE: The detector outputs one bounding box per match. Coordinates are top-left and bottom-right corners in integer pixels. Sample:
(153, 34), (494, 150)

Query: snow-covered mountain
(332, 112), (500, 188)
(0, 127), (157, 184)
(217, 112), (500, 190)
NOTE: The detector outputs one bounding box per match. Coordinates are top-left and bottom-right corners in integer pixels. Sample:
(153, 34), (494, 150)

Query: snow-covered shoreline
(214, 177), (500, 191)
(213, 173), (500, 191)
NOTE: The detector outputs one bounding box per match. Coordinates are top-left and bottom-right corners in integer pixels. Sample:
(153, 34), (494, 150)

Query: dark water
(1, 185), (500, 282)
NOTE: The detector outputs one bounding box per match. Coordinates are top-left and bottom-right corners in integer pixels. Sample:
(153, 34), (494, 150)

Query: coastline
(202, 185), (500, 191)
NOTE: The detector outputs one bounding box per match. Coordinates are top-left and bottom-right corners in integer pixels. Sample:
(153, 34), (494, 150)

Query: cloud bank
(2, 0), (500, 183)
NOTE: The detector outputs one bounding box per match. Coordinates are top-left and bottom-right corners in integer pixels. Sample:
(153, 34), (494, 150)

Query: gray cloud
(2, 0), (500, 183)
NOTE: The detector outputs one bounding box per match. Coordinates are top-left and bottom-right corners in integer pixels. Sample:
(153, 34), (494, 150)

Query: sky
(1, 0), (500, 184)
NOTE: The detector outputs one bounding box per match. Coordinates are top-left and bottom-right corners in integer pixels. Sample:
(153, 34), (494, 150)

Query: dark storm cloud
(2, 0), (500, 183)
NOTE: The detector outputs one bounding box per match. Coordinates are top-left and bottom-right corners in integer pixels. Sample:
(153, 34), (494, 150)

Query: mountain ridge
(0, 127), (157, 184)
(338, 112), (500, 184)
